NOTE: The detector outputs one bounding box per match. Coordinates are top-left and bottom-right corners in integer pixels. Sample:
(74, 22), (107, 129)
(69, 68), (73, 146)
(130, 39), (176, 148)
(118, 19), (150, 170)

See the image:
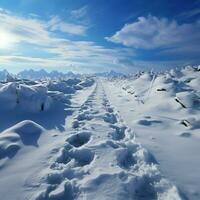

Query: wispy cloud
(69, 5), (91, 26)
(0, 9), (55, 47)
(0, 8), (135, 73)
(178, 8), (200, 19)
(48, 15), (88, 36)
(70, 5), (89, 20)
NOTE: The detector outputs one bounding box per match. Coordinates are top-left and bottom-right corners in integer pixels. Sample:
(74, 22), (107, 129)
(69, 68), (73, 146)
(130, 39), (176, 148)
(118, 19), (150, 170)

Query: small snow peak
(7, 120), (45, 135)
(4, 120), (45, 146)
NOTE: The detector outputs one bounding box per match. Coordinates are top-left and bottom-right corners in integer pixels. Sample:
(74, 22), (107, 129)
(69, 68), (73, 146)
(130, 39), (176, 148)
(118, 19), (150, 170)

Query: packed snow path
(31, 80), (182, 200)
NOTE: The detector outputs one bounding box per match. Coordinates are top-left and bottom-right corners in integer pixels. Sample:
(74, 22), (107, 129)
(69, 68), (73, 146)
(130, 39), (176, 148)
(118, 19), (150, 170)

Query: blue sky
(0, 0), (200, 73)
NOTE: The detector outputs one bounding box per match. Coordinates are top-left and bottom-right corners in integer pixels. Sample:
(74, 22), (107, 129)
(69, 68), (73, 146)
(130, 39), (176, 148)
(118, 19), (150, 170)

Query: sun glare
(0, 30), (16, 49)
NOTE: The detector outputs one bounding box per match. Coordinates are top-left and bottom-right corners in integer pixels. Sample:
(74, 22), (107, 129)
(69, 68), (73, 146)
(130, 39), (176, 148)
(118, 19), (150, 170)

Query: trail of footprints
(33, 82), (181, 200)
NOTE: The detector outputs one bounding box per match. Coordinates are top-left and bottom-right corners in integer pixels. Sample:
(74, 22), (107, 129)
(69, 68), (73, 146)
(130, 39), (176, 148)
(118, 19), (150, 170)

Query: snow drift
(0, 120), (45, 160)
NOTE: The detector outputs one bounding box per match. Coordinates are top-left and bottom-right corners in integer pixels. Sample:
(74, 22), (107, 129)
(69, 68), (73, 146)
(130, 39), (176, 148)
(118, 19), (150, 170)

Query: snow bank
(0, 82), (52, 112)
(0, 77), (94, 113)
(18, 84), (52, 112)
(47, 78), (94, 94)
(0, 82), (18, 110)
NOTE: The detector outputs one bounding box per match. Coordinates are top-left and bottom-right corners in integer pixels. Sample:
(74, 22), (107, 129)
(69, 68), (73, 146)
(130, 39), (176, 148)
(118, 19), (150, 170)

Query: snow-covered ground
(0, 66), (199, 200)
(103, 66), (200, 200)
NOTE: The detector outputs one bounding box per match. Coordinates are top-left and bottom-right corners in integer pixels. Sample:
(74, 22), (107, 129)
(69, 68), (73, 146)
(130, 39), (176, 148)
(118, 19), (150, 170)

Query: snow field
(0, 66), (199, 199)
(33, 81), (182, 200)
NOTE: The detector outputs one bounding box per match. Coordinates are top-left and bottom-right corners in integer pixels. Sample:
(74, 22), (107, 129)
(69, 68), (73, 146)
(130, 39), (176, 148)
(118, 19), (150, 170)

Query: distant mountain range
(0, 69), (125, 81)
(17, 69), (77, 80)
(0, 69), (78, 81)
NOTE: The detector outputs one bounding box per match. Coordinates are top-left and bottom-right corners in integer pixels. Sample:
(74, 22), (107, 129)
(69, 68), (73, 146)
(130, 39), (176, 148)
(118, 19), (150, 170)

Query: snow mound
(79, 78), (94, 87)
(0, 82), (52, 112)
(47, 81), (76, 94)
(47, 78), (94, 94)
(5, 120), (45, 136)
(0, 120), (45, 159)
(65, 78), (81, 86)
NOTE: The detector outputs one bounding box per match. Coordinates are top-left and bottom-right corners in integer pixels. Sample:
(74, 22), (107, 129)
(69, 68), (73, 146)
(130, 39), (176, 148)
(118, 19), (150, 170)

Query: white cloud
(48, 16), (88, 36)
(106, 15), (200, 50)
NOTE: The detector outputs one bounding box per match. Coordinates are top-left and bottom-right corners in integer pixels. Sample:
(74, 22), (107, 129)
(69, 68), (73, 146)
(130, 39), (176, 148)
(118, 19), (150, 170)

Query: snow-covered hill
(0, 66), (199, 200)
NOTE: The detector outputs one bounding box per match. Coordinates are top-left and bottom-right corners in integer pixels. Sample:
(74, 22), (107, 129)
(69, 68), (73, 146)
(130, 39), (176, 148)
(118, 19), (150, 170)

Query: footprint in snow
(77, 112), (93, 121)
(137, 119), (162, 126)
(115, 147), (136, 169)
(66, 131), (91, 148)
(103, 113), (117, 124)
(109, 125), (126, 141)
(55, 144), (94, 167)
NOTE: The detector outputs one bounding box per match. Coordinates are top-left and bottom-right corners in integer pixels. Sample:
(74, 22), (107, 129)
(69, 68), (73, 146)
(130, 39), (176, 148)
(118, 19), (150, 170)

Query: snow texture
(0, 66), (199, 200)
